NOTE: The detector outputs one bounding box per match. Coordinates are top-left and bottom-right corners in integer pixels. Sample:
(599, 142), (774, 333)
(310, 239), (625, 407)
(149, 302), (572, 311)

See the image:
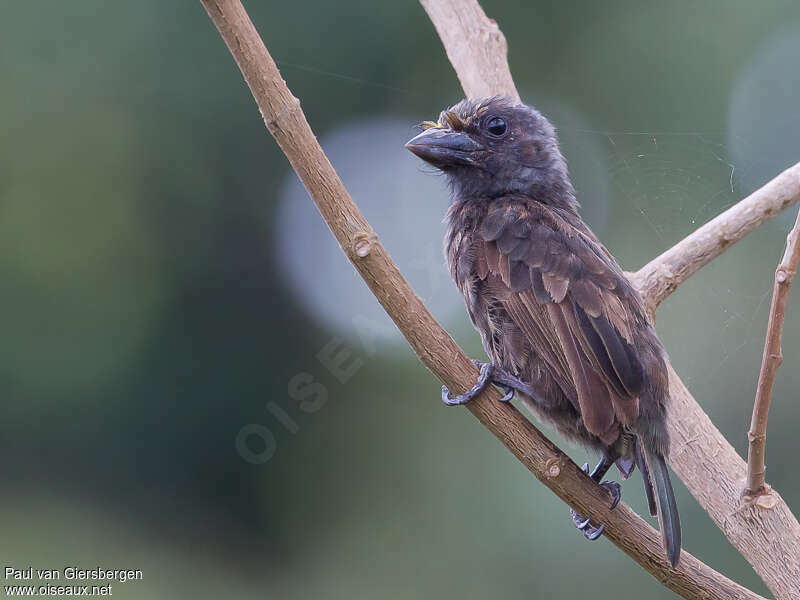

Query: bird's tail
(634, 439), (657, 516)
(640, 442), (681, 567)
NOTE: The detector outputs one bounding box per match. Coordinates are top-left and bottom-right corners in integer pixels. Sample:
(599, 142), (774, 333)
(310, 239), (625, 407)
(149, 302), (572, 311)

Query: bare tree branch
(419, 2), (800, 598)
(745, 209), (800, 497)
(419, 0), (519, 101)
(199, 1), (771, 598)
(633, 164), (800, 315)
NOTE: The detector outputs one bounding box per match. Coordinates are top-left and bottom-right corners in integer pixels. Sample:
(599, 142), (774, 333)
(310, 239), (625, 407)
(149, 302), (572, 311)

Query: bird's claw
(441, 360), (534, 406)
(583, 523), (605, 540)
(441, 362), (494, 405)
(569, 463), (621, 541)
(569, 507), (607, 541)
(569, 508), (605, 540)
(570, 509), (591, 530)
(496, 383), (515, 402)
(601, 481), (622, 510)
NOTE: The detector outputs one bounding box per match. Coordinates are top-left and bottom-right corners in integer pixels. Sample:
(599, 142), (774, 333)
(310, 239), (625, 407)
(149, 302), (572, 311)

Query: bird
(405, 96), (681, 567)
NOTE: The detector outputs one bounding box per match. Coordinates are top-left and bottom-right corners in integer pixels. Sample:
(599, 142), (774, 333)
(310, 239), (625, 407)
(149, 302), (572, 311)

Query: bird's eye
(485, 116), (507, 138)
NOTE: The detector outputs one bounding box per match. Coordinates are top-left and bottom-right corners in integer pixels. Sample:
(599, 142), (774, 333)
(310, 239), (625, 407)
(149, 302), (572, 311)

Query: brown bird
(406, 96), (680, 567)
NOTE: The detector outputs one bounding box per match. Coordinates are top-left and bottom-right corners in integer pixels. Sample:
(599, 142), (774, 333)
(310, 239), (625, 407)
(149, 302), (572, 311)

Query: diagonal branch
(200, 1), (769, 598)
(419, 1), (800, 598)
(745, 208), (800, 497)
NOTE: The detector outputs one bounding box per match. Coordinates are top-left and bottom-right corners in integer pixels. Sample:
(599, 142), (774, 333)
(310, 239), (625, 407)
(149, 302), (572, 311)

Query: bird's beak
(405, 127), (483, 168)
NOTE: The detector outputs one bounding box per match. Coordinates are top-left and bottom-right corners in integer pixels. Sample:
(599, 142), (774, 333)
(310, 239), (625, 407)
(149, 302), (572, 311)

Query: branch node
(264, 96), (302, 134)
(544, 457), (563, 479)
(755, 491), (779, 510)
(776, 266), (794, 284)
(352, 231), (378, 258)
(742, 484), (777, 509)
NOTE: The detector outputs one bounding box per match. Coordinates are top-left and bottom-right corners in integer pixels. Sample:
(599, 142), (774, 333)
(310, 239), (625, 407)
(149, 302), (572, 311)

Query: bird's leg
(441, 361), (538, 405)
(569, 451), (622, 541)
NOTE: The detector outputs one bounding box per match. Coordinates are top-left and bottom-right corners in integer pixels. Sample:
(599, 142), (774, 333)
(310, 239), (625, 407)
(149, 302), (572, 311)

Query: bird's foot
(568, 463), (622, 541)
(441, 361), (536, 405)
(441, 362), (494, 406)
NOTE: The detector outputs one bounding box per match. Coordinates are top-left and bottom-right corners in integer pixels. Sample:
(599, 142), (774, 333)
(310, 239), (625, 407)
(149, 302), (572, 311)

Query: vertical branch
(419, 0), (519, 101)
(745, 209), (800, 498)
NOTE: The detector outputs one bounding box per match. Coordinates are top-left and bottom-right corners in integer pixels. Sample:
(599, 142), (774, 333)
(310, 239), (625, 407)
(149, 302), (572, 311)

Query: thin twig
(745, 209), (800, 498)
(419, 2), (800, 597)
(199, 1), (770, 598)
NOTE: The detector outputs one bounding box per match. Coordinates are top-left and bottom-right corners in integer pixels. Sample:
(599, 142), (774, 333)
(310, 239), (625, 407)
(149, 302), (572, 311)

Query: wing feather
(548, 303), (617, 443)
(478, 198), (646, 439)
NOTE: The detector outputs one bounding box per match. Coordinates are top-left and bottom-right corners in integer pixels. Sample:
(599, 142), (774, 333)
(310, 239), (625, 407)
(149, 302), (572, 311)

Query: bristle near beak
(419, 120), (442, 131)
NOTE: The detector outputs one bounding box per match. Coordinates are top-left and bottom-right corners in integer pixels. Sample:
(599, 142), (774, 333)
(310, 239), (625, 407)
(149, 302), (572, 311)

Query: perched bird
(406, 96), (681, 567)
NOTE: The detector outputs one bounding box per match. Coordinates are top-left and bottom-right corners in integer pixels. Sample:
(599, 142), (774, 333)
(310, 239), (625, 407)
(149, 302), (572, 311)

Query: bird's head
(406, 96), (574, 206)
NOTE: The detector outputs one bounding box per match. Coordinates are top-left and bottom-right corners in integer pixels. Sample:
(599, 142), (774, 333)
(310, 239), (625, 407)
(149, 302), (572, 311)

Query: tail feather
(634, 438), (657, 517)
(641, 443), (681, 567)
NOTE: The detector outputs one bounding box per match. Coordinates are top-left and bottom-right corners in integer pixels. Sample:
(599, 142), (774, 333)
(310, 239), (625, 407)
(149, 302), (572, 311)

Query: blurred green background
(2, 1), (799, 598)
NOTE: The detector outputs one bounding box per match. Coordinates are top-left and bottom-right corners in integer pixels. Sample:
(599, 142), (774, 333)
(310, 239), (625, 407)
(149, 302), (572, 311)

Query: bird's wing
(476, 198), (645, 444)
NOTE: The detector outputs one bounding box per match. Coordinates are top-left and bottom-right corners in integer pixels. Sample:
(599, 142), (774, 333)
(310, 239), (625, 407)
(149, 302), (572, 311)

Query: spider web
(278, 59), (783, 399)
(571, 128), (777, 395)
